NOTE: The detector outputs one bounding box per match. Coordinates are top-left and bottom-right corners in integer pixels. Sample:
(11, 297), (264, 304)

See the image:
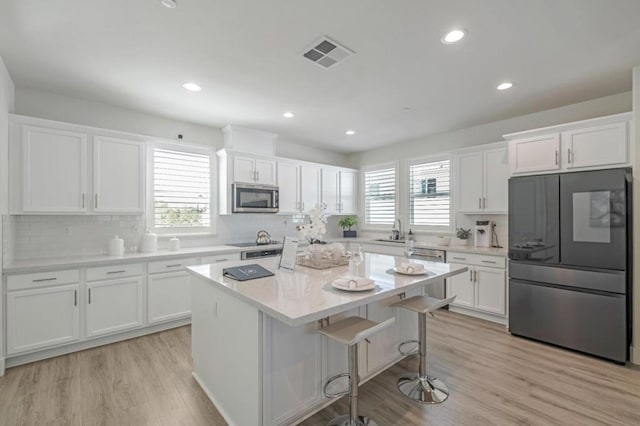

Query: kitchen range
(508, 168), (632, 363)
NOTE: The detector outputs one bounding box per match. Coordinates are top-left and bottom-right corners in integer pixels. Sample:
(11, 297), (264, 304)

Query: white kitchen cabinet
(21, 125), (88, 213)
(300, 164), (321, 212)
(505, 113), (632, 176)
(455, 143), (508, 214)
(233, 155), (276, 185)
(562, 121), (628, 170)
(276, 161), (321, 213)
(148, 271), (192, 323)
(86, 277), (144, 338)
(322, 167), (358, 215)
(93, 136), (145, 213)
(366, 295), (402, 373)
(359, 243), (404, 257)
(199, 253), (240, 265)
(445, 252), (507, 323)
(6, 284), (80, 354)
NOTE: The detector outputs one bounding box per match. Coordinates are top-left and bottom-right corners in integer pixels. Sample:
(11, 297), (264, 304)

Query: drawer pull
(33, 278), (57, 283)
(214, 259), (229, 263)
(106, 270), (126, 274)
(481, 260), (497, 264)
(452, 257), (466, 261)
(74, 290), (77, 306)
(88, 288), (92, 304)
(166, 264), (182, 268)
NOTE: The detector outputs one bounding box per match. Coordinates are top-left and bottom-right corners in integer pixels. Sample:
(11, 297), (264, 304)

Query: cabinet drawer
(148, 257), (198, 274)
(200, 253), (240, 264)
(86, 263), (144, 281)
(7, 269), (80, 291)
(446, 252), (506, 269)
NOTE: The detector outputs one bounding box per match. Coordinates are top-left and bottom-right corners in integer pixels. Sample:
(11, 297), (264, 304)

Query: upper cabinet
(276, 161), (321, 214)
(505, 113), (632, 176)
(233, 155), (276, 185)
(455, 143), (508, 214)
(322, 167), (357, 215)
(10, 116), (146, 215)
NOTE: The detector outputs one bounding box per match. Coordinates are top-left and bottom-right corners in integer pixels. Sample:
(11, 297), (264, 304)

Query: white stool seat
(391, 295), (456, 314)
(316, 316), (395, 346)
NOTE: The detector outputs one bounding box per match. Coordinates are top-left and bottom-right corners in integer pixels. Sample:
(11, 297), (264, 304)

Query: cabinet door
(148, 271), (192, 323)
(475, 267), (506, 315)
(321, 167), (340, 214)
(233, 156), (256, 183)
(300, 164), (321, 212)
(277, 162), (300, 213)
(483, 147), (509, 212)
(339, 170), (357, 214)
(93, 136), (144, 213)
(563, 122), (628, 170)
(508, 134), (560, 174)
(456, 151), (483, 212)
(446, 264), (474, 308)
(22, 125), (87, 212)
(255, 159), (276, 185)
(86, 277), (144, 337)
(366, 296), (402, 374)
(6, 284), (80, 354)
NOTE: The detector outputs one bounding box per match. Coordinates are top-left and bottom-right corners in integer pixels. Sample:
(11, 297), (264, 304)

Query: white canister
(169, 236), (180, 251)
(108, 235), (124, 256)
(141, 230), (158, 253)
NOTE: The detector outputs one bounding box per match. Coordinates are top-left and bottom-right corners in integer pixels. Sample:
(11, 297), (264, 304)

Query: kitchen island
(187, 253), (467, 426)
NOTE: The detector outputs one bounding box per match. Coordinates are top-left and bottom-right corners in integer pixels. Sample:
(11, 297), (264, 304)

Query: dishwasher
(410, 247), (446, 299)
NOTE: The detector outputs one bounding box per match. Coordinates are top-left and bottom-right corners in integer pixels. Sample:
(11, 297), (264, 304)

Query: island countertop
(187, 253), (468, 327)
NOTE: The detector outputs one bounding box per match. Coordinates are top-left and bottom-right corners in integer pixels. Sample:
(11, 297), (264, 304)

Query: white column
(632, 65), (640, 365)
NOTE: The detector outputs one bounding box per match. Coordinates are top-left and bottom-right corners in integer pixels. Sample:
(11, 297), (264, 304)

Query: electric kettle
(256, 230), (271, 245)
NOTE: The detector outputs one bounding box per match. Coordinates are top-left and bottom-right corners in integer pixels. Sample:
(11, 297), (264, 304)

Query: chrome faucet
(392, 218), (403, 240)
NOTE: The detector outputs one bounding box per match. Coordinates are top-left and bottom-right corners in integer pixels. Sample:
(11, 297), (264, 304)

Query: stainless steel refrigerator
(508, 168), (632, 363)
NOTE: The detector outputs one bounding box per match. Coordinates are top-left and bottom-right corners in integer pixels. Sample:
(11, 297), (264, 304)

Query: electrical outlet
(63, 226), (72, 235)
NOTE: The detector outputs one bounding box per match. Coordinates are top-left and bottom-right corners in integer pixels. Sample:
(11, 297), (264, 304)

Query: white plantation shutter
(153, 147), (211, 229)
(364, 167), (396, 225)
(409, 159), (451, 228)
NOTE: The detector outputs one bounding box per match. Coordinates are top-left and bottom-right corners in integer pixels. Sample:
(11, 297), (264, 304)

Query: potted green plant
(455, 227), (471, 246)
(338, 216), (359, 238)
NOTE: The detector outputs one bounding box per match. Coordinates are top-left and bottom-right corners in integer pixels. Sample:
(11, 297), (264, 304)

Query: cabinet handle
(74, 290), (77, 307)
(473, 270), (478, 282)
(106, 270), (126, 274)
(478, 197), (481, 209)
(166, 264), (182, 268)
(452, 257), (466, 261)
(469, 270), (473, 281)
(336, 203), (340, 212)
(33, 277), (57, 283)
(482, 197), (486, 209)
(95, 194), (98, 208)
(88, 288), (92, 304)
(481, 260), (497, 264)
(567, 148), (572, 163)
(214, 259), (228, 263)
(340, 203), (343, 211)
(82, 193), (85, 209)
(555, 150), (559, 165)
(256, 170), (260, 181)
(301, 202), (305, 211)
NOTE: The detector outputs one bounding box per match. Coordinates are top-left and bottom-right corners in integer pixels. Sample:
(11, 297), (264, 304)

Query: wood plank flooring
(1, 311), (640, 426)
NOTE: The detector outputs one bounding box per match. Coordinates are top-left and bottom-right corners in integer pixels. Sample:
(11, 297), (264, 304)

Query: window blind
(153, 148), (211, 228)
(409, 160), (450, 227)
(364, 167), (396, 225)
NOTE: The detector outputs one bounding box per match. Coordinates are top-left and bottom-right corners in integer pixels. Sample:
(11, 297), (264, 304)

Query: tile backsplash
(2, 213), (343, 263)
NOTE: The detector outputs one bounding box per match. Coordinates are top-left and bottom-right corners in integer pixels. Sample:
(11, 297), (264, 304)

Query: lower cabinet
(6, 284), (80, 354)
(148, 271), (192, 324)
(86, 277), (144, 338)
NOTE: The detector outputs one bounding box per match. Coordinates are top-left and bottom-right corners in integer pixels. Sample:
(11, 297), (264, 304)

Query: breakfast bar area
(188, 253), (467, 426)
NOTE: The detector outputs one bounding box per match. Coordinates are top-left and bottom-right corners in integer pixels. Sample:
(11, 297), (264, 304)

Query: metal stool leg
(397, 312), (450, 404)
(327, 344), (378, 426)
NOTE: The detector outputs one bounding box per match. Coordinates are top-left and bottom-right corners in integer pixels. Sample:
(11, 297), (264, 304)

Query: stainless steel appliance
(474, 220), (493, 247)
(508, 168), (632, 363)
(228, 241), (283, 260)
(232, 183), (279, 213)
(411, 247), (446, 299)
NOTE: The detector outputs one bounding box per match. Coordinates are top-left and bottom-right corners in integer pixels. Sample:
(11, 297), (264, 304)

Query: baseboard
(632, 345), (640, 365)
(448, 305), (508, 325)
(6, 318), (191, 369)
(0, 357), (5, 376)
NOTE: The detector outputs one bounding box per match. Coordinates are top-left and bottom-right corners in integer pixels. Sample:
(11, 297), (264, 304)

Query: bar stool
(391, 295), (457, 404)
(316, 316), (395, 426)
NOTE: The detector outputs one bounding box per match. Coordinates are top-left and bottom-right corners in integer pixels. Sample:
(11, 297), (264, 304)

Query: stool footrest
(323, 372), (351, 398)
(397, 339), (420, 356)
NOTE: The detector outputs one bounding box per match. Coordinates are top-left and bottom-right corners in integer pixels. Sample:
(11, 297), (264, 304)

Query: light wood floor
(1, 312), (639, 426)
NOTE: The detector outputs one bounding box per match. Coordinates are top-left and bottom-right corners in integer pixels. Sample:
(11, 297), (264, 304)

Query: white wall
(0, 55), (16, 375)
(276, 138), (349, 167)
(632, 66), (639, 365)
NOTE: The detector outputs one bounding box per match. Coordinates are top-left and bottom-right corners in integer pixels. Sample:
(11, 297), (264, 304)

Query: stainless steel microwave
(232, 183), (279, 213)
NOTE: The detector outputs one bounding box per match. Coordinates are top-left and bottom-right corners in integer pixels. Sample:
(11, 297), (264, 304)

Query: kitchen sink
(372, 239), (406, 244)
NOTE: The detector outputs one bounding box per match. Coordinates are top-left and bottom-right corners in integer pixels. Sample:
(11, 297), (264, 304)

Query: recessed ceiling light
(497, 82), (514, 90)
(345, 130), (356, 135)
(283, 112), (294, 118)
(402, 107), (413, 112)
(182, 82), (202, 92)
(160, 0), (177, 8)
(441, 29), (466, 44)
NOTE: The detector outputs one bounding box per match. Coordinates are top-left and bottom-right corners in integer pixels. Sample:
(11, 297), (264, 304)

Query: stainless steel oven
(232, 183), (279, 213)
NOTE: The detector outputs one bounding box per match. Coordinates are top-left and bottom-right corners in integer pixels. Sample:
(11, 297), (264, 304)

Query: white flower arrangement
(296, 203), (330, 244)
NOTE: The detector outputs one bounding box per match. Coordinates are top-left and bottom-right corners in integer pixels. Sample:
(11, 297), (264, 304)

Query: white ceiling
(1, 0), (640, 153)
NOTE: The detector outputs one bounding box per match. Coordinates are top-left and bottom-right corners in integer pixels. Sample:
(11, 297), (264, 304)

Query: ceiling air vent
(302, 36), (354, 69)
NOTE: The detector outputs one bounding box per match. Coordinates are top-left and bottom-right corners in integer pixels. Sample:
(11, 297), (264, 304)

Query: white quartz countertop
(187, 253), (468, 327)
(332, 238), (508, 257)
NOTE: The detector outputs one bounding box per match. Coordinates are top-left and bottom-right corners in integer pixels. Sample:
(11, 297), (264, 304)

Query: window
(364, 166), (396, 225)
(409, 159), (451, 228)
(151, 145), (212, 232)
